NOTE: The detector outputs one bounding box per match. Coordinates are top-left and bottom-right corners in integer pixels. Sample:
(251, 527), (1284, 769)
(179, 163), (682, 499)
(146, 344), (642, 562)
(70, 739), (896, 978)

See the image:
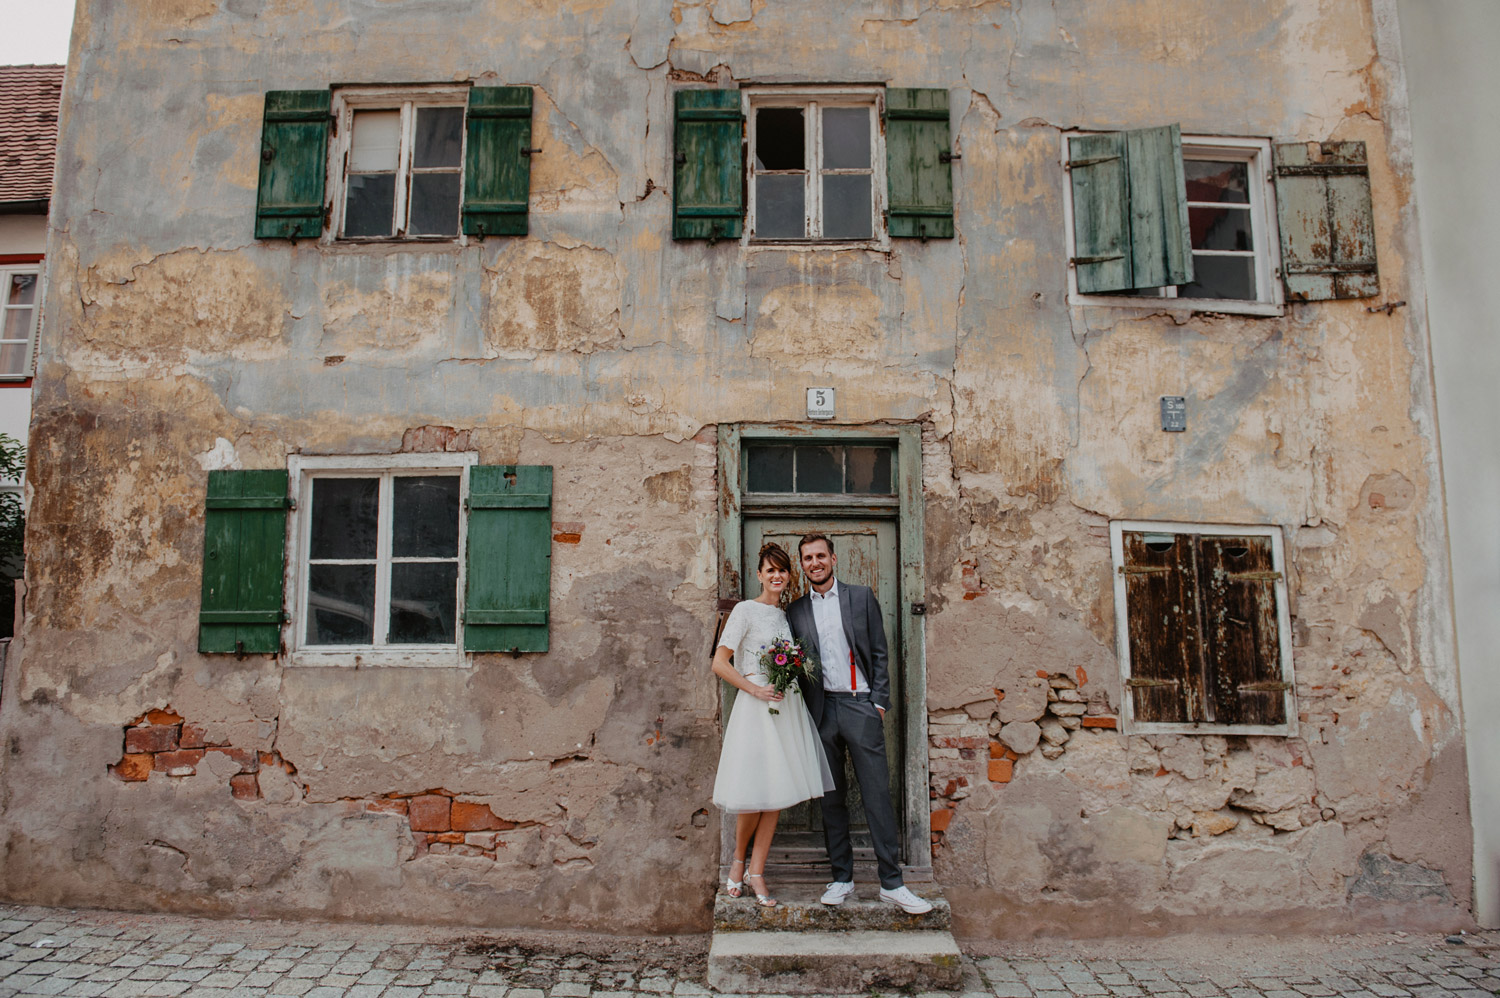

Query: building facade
(0, 1), (1477, 936)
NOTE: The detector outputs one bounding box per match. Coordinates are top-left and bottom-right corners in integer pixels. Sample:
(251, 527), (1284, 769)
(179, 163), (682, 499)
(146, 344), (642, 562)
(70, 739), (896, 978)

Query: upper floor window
(337, 94), (465, 238)
(1, 266), (39, 379)
(748, 91), (882, 243)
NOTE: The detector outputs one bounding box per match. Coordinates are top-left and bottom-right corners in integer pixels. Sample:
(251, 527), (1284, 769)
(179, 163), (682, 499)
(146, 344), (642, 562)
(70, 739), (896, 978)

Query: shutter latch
(939, 151), (960, 163)
(520, 147), (543, 157)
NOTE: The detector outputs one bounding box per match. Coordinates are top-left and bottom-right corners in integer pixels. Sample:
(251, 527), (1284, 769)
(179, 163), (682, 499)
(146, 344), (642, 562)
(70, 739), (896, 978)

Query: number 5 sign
(806, 387), (836, 420)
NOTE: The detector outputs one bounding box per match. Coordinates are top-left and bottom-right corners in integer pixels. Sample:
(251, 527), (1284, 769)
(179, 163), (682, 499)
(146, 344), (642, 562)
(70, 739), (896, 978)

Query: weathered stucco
(0, 0), (1471, 937)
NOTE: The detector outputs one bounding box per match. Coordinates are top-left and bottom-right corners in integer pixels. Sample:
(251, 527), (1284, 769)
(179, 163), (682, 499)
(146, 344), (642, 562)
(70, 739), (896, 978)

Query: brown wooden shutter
(1120, 531), (1198, 723)
(1196, 535), (1288, 726)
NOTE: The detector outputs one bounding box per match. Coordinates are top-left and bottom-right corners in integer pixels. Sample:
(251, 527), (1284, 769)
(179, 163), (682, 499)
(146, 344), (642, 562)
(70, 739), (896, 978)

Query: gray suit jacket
(786, 580), (890, 723)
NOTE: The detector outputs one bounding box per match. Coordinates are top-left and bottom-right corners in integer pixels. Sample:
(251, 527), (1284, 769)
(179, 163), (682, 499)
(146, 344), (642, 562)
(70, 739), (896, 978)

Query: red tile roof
(0, 65), (64, 206)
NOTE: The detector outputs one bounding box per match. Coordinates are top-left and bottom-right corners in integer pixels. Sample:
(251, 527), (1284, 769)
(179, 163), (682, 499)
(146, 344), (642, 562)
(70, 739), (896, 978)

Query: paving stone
(991, 984), (1035, 998)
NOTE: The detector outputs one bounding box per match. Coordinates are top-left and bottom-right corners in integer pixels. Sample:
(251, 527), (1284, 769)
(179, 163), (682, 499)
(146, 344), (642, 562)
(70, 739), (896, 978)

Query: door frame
(717, 422), (931, 882)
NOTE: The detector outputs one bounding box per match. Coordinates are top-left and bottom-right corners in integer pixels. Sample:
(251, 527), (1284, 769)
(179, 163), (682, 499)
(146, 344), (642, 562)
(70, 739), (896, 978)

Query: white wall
(1396, 0), (1500, 929)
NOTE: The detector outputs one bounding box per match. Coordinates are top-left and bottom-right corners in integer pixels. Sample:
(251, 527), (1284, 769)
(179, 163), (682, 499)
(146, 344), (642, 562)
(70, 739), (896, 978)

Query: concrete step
(707, 929), (963, 994)
(713, 882), (951, 932)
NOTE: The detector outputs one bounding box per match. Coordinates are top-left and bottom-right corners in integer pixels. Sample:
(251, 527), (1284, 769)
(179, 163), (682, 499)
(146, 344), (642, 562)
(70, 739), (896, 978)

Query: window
(1109, 521), (1296, 736)
(745, 443), (894, 494)
(748, 91), (882, 242)
(1064, 131), (1284, 315)
(333, 88), (466, 239)
(0, 266), (39, 379)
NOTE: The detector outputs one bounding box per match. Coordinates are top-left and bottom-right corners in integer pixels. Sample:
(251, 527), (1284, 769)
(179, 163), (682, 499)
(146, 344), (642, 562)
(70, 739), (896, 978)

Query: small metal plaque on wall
(807, 387), (835, 420)
(1161, 396), (1186, 432)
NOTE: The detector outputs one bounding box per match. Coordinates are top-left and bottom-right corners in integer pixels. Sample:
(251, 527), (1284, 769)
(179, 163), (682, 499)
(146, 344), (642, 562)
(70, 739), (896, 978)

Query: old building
(0, 0), (1480, 937)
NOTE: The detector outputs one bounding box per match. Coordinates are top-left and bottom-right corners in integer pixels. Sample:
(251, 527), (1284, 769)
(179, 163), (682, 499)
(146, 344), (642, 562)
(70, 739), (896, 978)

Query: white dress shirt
(810, 580), (867, 695)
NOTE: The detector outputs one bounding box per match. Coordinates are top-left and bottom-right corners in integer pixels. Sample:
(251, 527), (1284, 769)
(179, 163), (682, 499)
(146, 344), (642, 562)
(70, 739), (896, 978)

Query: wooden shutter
(885, 88), (954, 240)
(464, 465), (552, 653)
(255, 90), (331, 240)
(1274, 141), (1379, 300)
(199, 470), (289, 654)
(463, 87), (533, 238)
(1197, 535), (1288, 726)
(673, 90), (744, 241)
(1069, 125), (1194, 293)
(1120, 531), (1198, 723)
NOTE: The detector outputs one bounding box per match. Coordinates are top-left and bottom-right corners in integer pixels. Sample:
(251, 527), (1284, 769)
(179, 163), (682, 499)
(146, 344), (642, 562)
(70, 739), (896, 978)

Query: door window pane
(392, 476), (460, 557)
(845, 447), (892, 494)
(309, 478), (379, 559)
(746, 445), (794, 492)
(390, 562), (458, 644)
(821, 107), (870, 169)
(795, 446), (843, 493)
(413, 106), (463, 168)
(408, 173), (461, 235)
(823, 174), (872, 240)
(307, 564), (376, 645)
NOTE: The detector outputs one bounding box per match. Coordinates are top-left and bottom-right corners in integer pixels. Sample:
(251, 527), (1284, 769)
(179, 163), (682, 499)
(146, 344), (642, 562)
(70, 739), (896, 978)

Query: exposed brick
(145, 708), (183, 725)
(929, 808), (954, 833)
(553, 532), (582, 544)
(124, 725), (179, 754)
(208, 746), (259, 773)
(153, 749), (205, 774)
(408, 794), (452, 832)
(178, 723), (208, 749)
(1076, 666), (1089, 686)
(988, 758), (1014, 783)
(433, 831), (465, 844)
(1035, 670), (1049, 679)
(110, 753), (152, 781)
(930, 735), (987, 749)
(1081, 716), (1118, 729)
(451, 800), (503, 831)
(993, 688), (1006, 701)
(989, 741), (1005, 759)
(229, 774), (260, 800)
(366, 797), (409, 815)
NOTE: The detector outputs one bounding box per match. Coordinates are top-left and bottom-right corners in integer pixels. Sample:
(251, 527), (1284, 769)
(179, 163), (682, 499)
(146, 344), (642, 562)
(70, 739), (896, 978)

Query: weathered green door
(740, 517), (901, 875)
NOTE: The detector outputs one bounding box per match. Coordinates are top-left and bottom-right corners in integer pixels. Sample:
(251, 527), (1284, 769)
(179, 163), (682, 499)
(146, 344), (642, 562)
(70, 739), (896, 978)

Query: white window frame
(1109, 520), (1297, 737)
(326, 84), (471, 244)
(0, 265), (41, 381)
(745, 87), (889, 250)
(1062, 134), (1285, 317)
(286, 453), (477, 667)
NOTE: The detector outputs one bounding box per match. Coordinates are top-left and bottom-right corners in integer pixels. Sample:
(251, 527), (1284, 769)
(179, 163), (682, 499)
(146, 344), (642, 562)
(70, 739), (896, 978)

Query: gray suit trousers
(818, 693), (902, 890)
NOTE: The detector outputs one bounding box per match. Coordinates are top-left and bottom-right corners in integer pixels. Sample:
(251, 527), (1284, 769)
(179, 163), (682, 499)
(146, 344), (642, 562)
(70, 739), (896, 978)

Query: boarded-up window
(1111, 523), (1295, 734)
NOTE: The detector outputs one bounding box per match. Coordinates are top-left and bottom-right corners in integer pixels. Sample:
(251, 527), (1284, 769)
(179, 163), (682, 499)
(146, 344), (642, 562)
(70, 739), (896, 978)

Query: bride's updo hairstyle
(758, 542), (792, 573)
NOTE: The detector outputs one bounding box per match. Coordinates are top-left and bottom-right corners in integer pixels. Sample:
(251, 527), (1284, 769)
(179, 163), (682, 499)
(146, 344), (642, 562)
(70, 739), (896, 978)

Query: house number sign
(807, 387), (836, 420)
(1160, 396), (1186, 432)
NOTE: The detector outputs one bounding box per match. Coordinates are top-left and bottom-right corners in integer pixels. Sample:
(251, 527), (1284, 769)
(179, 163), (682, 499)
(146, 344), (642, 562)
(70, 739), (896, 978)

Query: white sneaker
(879, 885), (933, 914)
(820, 881), (856, 905)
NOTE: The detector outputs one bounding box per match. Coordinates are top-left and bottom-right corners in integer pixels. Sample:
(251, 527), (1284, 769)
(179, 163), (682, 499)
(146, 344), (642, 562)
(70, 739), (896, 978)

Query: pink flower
(775, 653), (788, 665)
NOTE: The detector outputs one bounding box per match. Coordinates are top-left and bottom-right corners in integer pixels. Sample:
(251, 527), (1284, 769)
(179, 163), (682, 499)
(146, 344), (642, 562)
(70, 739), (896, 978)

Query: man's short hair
(798, 533), (834, 558)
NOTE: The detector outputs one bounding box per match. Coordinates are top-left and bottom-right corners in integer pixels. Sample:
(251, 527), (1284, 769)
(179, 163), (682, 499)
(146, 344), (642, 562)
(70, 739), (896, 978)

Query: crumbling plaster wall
(0, 0), (1468, 935)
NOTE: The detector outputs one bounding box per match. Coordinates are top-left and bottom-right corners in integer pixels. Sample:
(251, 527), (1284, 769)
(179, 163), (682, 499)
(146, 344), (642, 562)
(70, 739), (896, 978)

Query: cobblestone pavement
(0, 903), (1493, 998)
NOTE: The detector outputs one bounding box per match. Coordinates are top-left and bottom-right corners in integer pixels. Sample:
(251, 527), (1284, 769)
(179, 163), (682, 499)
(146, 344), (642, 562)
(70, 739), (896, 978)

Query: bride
(711, 542), (836, 907)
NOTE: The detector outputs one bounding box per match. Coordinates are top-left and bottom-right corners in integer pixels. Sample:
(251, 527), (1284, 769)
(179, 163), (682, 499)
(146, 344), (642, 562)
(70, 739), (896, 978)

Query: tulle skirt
(712, 676), (836, 813)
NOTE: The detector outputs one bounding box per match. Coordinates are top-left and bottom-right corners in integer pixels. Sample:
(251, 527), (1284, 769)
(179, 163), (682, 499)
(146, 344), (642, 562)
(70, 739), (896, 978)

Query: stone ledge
(707, 929), (963, 994)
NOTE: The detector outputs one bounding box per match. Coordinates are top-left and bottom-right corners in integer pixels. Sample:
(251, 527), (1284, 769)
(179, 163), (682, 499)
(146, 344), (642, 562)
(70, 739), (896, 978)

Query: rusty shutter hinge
(1119, 565), (1171, 575)
(1237, 680), (1292, 692)
(1226, 570), (1282, 582)
(1126, 677), (1181, 688)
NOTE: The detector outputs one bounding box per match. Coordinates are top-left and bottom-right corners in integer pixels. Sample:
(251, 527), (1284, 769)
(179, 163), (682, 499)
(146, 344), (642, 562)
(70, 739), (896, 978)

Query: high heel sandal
(724, 857), (746, 898)
(745, 872), (777, 907)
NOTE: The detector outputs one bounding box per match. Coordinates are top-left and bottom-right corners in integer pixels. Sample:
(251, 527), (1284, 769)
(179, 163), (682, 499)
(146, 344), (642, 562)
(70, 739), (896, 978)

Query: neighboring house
(0, 1), (1481, 937)
(0, 64), (63, 640)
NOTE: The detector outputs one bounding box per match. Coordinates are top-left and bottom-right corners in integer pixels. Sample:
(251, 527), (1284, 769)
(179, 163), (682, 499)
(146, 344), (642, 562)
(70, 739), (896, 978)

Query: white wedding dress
(712, 599), (836, 813)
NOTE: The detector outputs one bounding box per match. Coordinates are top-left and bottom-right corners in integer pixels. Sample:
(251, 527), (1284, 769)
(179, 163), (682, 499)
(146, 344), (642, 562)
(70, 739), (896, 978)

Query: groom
(787, 533), (932, 914)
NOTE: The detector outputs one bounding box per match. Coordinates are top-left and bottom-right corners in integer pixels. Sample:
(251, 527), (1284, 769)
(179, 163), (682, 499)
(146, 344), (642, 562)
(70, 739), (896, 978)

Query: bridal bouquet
(758, 638), (820, 715)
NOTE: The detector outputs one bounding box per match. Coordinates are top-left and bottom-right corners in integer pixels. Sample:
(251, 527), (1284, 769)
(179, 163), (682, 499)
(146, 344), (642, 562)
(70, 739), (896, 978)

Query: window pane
(1189, 205), (1253, 251)
(407, 173), (461, 236)
(348, 109), (401, 172)
(413, 106), (463, 168)
(746, 445), (794, 492)
(306, 564), (376, 645)
(309, 478), (379, 559)
(1181, 255), (1257, 300)
(3, 309), (34, 343)
(0, 341), (29, 376)
(822, 107), (870, 169)
(795, 445), (843, 493)
(344, 174), (396, 237)
(1184, 160), (1249, 204)
(755, 107), (805, 170)
(389, 562), (458, 644)
(845, 447), (892, 494)
(756, 175), (805, 238)
(7, 273), (37, 305)
(392, 475), (460, 558)
(823, 174), (872, 240)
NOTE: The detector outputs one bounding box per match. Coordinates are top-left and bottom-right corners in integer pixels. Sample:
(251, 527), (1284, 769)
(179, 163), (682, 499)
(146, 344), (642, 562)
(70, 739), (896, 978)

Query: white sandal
(745, 872), (777, 907)
(724, 857), (746, 898)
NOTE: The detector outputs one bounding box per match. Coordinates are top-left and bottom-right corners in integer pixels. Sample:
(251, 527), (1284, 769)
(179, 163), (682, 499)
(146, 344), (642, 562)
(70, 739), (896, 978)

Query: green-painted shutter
(255, 90), (331, 240)
(1069, 124), (1194, 293)
(673, 90), (744, 241)
(464, 465), (552, 653)
(463, 87), (533, 238)
(1274, 141), (1379, 300)
(885, 88), (954, 240)
(199, 470), (289, 654)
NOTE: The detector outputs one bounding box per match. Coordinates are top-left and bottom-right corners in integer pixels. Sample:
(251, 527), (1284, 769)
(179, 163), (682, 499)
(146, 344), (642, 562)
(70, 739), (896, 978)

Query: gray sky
(0, 0), (76, 65)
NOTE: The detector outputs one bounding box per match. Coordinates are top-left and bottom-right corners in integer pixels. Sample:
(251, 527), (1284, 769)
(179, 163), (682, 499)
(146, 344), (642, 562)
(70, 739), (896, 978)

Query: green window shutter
(255, 90), (331, 240)
(1196, 535), (1288, 727)
(885, 88), (954, 240)
(464, 465), (552, 653)
(1069, 124), (1194, 293)
(463, 87), (533, 238)
(673, 90), (744, 241)
(199, 470), (289, 654)
(1274, 141), (1379, 300)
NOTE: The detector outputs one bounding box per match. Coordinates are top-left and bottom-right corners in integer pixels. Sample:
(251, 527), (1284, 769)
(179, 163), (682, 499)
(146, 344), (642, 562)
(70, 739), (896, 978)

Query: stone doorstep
(706, 928), (963, 995)
(714, 883), (951, 933)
